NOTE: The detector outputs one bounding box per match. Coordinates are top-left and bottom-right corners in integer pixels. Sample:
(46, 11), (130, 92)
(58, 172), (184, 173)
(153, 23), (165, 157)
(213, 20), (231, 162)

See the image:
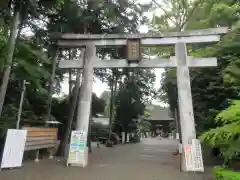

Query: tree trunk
(0, 10), (21, 116)
(87, 112), (92, 152)
(45, 49), (58, 124)
(108, 72), (115, 140)
(124, 123), (128, 143)
(68, 50), (73, 97)
(61, 69), (82, 155)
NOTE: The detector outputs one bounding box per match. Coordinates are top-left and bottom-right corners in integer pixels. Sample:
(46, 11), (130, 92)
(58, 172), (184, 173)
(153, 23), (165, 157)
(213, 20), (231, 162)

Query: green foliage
(0, 0), (150, 127)
(144, 110), (151, 117)
(0, 104), (18, 129)
(92, 93), (106, 117)
(216, 100), (240, 124)
(115, 70), (156, 129)
(157, 0), (240, 134)
(213, 166), (240, 180)
(136, 117), (151, 134)
(200, 100), (240, 162)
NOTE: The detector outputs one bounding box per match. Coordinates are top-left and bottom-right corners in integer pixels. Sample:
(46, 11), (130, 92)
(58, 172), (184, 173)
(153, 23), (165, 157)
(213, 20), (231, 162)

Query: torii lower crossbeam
(59, 57), (217, 69)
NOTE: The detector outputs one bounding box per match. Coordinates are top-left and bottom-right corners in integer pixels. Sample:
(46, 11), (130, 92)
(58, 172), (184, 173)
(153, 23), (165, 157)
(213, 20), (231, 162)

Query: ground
(0, 138), (211, 180)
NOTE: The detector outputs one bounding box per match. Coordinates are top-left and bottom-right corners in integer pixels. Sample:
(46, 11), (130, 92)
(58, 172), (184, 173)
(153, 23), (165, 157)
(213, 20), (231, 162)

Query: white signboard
(184, 145), (193, 171)
(67, 131), (88, 167)
(126, 133), (130, 143)
(1, 129), (27, 169)
(183, 139), (204, 172)
(176, 133), (180, 140)
(179, 143), (182, 153)
(121, 132), (125, 143)
(192, 139), (204, 172)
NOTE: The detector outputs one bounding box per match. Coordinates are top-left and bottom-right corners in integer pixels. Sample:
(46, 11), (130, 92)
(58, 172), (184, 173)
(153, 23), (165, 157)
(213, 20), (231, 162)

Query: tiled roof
(145, 107), (174, 121)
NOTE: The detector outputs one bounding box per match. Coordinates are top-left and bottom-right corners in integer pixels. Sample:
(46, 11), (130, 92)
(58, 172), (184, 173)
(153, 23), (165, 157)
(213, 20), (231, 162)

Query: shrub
(213, 166), (240, 180)
(200, 100), (240, 163)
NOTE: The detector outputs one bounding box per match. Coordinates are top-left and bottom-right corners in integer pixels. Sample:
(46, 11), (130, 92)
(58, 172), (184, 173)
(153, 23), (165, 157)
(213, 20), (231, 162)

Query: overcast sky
(60, 0), (166, 105)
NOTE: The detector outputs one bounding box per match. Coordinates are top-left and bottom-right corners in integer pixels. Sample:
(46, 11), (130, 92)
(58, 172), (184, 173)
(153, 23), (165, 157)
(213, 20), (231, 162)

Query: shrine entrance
(54, 27), (227, 171)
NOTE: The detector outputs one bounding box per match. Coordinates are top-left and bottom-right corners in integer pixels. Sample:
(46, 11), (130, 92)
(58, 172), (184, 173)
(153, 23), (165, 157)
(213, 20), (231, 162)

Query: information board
(192, 139), (204, 172)
(67, 131), (88, 167)
(183, 139), (204, 172)
(1, 129), (27, 169)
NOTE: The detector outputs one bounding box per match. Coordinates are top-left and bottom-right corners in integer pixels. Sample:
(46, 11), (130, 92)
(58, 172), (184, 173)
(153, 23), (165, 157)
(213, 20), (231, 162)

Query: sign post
(183, 139), (204, 172)
(192, 139), (204, 172)
(67, 131), (88, 167)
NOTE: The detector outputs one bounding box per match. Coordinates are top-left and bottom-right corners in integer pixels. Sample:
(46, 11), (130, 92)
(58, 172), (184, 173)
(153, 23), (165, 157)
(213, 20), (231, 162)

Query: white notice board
(184, 139), (204, 172)
(1, 129), (27, 169)
(192, 139), (204, 172)
(67, 131), (88, 167)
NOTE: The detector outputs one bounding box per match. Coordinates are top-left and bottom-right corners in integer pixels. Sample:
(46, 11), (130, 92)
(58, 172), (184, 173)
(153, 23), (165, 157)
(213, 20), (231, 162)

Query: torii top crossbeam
(54, 27), (228, 40)
(53, 27), (228, 47)
(55, 27), (228, 69)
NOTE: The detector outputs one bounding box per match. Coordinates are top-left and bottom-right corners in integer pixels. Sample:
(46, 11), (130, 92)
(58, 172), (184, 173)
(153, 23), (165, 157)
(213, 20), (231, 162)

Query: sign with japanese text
(127, 39), (141, 61)
(67, 131), (88, 167)
(184, 139), (204, 172)
(192, 139), (204, 172)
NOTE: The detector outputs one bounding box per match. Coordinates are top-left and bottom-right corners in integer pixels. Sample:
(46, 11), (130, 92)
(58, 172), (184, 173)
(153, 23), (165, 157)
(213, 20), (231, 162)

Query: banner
(67, 131), (88, 167)
(1, 129), (27, 169)
(184, 145), (193, 171)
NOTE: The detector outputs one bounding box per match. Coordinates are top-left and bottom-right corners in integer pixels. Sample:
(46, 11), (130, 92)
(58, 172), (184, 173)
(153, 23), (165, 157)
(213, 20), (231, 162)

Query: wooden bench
(23, 127), (58, 162)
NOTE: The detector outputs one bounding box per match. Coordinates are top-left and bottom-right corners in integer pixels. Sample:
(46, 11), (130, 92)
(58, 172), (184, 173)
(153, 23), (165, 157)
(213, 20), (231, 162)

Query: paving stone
(0, 138), (211, 180)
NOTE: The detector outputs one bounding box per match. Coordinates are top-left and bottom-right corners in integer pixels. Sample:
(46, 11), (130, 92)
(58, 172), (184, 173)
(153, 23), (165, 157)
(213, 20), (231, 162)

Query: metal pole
(76, 43), (95, 132)
(16, 80), (26, 129)
(175, 42), (197, 172)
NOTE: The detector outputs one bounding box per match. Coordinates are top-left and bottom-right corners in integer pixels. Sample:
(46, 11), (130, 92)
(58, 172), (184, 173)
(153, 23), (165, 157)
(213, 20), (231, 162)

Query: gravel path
(0, 138), (211, 180)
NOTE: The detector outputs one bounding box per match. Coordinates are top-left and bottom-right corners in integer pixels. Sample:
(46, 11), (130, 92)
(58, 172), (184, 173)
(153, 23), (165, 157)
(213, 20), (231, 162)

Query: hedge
(213, 166), (240, 180)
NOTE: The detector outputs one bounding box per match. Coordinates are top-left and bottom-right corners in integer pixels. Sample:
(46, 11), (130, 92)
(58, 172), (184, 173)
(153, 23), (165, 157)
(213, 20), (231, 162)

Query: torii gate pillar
(176, 42), (196, 171)
(75, 43), (95, 132)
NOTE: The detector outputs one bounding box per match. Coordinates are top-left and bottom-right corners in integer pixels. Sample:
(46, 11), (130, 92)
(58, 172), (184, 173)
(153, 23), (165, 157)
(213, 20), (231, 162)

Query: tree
(114, 68), (156, 138)
(0, 0), (63, 116)
(201, 100), (240, 164)
(200, 23), (240, 165)
(92, 93), (105, 117)
(0, 2), (21, 116)
(157, 0), (240, 133)
(0, 0), (153, 154)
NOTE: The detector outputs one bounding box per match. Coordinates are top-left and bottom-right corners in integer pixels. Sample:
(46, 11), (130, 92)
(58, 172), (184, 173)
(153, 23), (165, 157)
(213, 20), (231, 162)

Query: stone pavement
(0, 138), (211, 180)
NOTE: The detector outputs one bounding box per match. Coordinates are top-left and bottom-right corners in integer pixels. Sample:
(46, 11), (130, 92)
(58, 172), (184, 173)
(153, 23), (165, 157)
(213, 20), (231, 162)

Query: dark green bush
(213, 166), (240, 180)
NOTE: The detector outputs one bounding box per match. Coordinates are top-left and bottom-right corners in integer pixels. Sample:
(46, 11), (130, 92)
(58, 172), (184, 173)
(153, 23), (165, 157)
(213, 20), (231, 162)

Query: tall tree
(114, 68), (156, 137)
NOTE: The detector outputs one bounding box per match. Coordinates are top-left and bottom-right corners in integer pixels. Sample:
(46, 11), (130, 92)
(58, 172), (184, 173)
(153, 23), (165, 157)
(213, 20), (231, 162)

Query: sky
(60, 0), (166, 105)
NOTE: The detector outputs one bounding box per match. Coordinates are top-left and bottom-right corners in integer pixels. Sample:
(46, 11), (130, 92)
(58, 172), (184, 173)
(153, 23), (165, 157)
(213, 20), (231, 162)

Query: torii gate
(55, 27), (227, 171)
